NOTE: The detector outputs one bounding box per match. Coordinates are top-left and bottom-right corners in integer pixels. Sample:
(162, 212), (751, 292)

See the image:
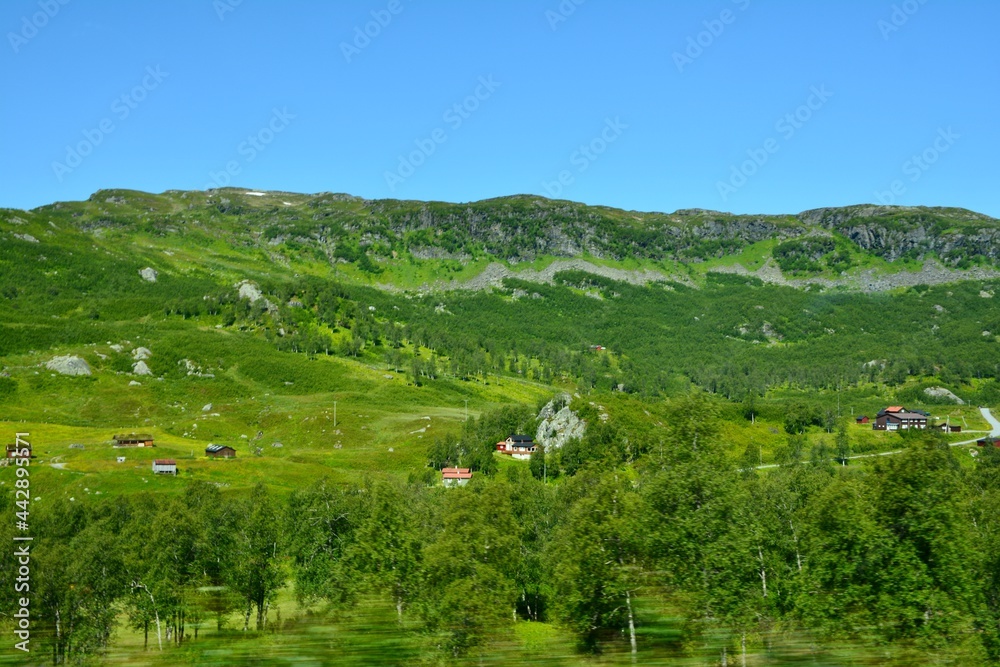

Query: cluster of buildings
(495, 434), (537, 460)
(440, 434), (540, 486)
(856, 406), (962, 433)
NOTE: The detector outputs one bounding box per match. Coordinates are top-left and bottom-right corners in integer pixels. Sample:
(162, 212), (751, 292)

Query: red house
(856, 416), (870, 425)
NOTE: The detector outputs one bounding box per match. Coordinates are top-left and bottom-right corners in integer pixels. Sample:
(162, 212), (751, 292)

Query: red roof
(442, 467), (472, 480)
(153, 459), (176, 465)
(885, 406), (905, 413)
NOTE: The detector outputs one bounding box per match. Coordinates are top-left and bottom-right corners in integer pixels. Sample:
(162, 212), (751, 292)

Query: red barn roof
(442, 467), (472, 480)
(153, 459), (176, 465)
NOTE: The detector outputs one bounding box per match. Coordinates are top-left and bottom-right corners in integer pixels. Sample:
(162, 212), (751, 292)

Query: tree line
(4, 395), (1000, 664)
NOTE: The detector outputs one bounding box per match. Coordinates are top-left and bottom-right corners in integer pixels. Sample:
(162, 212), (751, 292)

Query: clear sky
(1, 0), (997, 216)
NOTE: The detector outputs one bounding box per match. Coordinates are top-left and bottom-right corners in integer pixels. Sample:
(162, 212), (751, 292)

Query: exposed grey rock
(236, 280), (264, 303)
(924, 387), (965, 404)
(139, 267), (158, 282)
(46, 356), (92, 376)
(132, 361), (152, 376)
(13, 233), (39, 243)
(133, 347), (152, 360)
(536, 394), (586, 451)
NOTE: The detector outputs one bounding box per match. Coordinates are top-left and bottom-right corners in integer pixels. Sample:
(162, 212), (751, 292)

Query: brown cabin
(206, 444), (236, 459)
(856, 416), (870, 425)
(113, 433), (154, 448)
(873, 407), (927, 431)
(5, 444), (30, 459)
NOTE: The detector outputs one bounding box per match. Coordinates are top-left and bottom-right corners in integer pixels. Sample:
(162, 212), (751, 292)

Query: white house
(442, 467), (472, 487)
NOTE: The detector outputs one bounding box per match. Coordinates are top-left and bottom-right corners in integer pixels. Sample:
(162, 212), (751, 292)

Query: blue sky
(1, 0), (997, 216)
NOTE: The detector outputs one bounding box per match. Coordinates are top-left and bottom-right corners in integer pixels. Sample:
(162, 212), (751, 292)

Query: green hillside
(3, 189), (1000, 665)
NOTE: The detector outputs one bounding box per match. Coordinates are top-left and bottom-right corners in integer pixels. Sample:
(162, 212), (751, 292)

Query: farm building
(496, 435), (537, 460)
(873, 406), (928, 431)
(206, 444), (237, 459)
(4, 443), (30, 459)
(114, 433), (155, 448)
(152, 459), (177, 475)
(442, 467), (473, 487)
(856, 416), (870, 425)
(978, 438), (999, 448)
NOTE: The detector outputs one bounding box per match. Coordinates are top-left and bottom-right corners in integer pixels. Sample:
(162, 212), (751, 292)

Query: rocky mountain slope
(3, 189), (999, 293)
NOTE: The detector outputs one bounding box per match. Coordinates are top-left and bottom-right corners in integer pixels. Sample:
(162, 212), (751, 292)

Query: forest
(3, 396), (999, 665)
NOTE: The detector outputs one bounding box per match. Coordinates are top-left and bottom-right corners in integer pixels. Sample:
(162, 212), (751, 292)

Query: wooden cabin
(206, 444), (237, 459)
(114, 433), (155, 448)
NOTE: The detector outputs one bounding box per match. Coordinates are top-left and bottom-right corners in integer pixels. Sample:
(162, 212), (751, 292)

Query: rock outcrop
(924, 387), (965, 404)
(46, 356), (92, 376)
(536, 394), (586, 450)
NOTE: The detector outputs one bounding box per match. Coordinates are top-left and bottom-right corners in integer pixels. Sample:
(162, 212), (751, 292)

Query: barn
(114, 433), (155, 448)
(206, 444), (237, 459)
(152, 459), (177, 475)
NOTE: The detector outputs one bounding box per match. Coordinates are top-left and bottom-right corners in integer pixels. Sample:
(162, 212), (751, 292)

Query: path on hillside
(757, 407), (998, 470)
(950, 407), (1000, 446)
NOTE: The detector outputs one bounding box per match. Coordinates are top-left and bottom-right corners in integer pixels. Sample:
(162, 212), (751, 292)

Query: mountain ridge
(5, 188), (1000, 293)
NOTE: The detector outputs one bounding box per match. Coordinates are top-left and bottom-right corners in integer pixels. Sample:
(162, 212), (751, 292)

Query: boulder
(133, 347), (152, 360)
(924, 387), (965, 404)
(132, 361), (153, 376)
(46, 356), (92, 376)
(139, 267), (158, 283)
